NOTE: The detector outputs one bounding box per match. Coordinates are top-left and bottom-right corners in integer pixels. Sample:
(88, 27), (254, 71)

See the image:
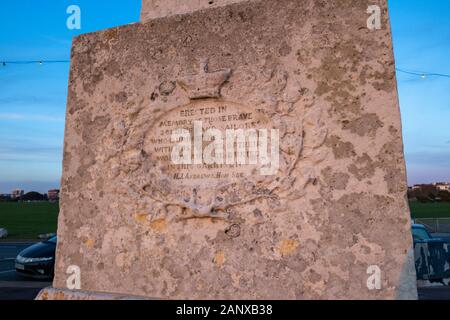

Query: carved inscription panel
(144, 100), (273, 186)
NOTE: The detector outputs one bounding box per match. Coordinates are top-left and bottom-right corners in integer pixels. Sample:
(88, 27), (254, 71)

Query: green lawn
(409, 201), (450, 218)
(0, 200), (447, 239)
(0, 202), (59, 240)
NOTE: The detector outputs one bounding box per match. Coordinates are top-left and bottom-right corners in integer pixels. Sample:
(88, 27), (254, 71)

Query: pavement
(418, 286), (450, 300)
(0, 282), (50, 300)
(0, 241), (51, 300)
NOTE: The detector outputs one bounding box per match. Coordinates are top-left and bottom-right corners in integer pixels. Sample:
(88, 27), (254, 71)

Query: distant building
(434, 182), (450, 192)
(48, 189), (60, 201)
(408, 182), (450, 202)
(11, 189), (24, 199)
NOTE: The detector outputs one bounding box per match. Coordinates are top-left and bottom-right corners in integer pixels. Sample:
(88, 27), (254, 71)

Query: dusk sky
(0, 0), (449, 193)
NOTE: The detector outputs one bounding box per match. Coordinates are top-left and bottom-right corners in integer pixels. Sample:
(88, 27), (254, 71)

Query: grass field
(0, 200), (447, 239)
(0, 202), (59, 240)
(409, 201), (450, 218)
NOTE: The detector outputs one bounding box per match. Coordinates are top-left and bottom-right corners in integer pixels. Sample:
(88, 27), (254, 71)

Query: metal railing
(414, 218), (450, 233)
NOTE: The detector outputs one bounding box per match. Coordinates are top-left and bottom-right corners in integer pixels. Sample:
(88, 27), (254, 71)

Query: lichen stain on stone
(348, 153), (376, 181)
(383, 167), (406, 194)
(377, 140), (402, 165)
(321, 167), (350, 190)
(150, 218), (166, 232)
(342, 113), (383, 137)
(104, 28), (119, 44)
(350, 233), (386, 264)
(313, 41), (364, 117)
(80, 115), (111, 145)
(134, 213), (148, 223)
(55, 291), (65, 300)
(325, 135), (356, 160)
(85, 239), (94, 249)
(307, 269), (323, 284)
(279, 239), (299, 256)
(376, 141), (407, 193)
(214, 251), (226, 267)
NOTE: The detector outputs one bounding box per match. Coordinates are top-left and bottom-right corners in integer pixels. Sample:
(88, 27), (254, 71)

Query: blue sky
(0, 0), (449, 193)
(389, 0), (450, 186)
(0, 0), (141, 193)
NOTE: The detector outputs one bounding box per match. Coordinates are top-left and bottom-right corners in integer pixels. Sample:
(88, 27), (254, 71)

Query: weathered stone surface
(50, 0), (416, 299)
(141, 0), (247, 21)
(36, 287), (151, 300)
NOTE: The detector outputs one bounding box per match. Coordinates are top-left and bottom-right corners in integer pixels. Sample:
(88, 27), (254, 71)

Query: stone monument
(37, 0), (417, 299)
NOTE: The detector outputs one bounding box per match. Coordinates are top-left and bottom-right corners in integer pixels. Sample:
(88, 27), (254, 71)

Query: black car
(412, 223), (444, 243)
(15, 236), (57, 279)
(412, 224), (449, 283)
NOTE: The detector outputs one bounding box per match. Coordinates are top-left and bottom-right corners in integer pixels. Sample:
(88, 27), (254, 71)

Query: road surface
(0, 241), (51, 299)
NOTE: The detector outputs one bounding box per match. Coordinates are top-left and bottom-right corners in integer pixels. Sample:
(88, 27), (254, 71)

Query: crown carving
(177, 60), (231, 99)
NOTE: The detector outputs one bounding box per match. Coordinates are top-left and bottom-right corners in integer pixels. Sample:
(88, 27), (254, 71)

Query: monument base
(35, 287), (153, 300)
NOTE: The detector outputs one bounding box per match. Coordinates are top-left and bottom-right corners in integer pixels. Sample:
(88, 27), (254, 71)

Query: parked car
(412, 223), (443, 243)
(15, 236), (56, 279)
(412, 224), (432, 242)
(412, 224), (450, 284)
